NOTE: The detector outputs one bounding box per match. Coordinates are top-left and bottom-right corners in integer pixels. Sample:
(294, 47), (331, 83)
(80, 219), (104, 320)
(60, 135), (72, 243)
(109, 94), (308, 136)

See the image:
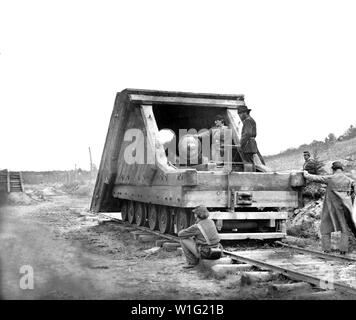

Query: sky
(1, 0), (355, 171)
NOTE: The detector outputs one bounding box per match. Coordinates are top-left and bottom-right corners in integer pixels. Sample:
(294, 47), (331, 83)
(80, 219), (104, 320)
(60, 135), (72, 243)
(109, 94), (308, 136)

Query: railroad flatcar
(91, 89), (305, 240)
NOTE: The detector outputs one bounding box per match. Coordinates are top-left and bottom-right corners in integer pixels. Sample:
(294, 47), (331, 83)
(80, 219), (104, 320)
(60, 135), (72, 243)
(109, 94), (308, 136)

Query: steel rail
(275, 241), (356, 263)
(99, 212), (356, 296)
(223, 250), (356, 296)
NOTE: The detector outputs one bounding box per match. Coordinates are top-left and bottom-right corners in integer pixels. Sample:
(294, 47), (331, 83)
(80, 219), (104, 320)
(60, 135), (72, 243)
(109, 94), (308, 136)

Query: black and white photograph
(1, 0), (356, 307)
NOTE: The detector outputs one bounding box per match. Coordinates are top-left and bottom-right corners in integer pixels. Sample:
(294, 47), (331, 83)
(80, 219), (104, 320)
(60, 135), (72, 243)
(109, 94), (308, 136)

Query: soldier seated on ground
(178, 205), (222, 269)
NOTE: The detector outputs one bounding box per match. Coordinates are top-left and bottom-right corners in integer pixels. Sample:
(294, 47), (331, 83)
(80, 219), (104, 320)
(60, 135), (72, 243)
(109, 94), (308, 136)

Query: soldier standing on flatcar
(304, 161), (356, 254)
(237, 105), (265, 166)
(194, 114), (229, 164)
(178, 206), (222, 269)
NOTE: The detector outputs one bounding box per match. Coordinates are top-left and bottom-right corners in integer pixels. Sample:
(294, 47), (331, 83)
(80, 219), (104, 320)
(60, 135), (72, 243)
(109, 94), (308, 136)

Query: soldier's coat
(303, 158), (317, 174)
(240, 115), (265, 165)
(305, 171), (356, 236)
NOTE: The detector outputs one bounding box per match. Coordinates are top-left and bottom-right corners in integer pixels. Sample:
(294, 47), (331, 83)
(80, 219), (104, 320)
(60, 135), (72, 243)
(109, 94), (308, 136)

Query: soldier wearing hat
(304, 161), (356, 254)
(178, 205), (221, 269)
(303, 151), (317, 174)
(302, 150), (320, 201)
(237, 105), (265, 165)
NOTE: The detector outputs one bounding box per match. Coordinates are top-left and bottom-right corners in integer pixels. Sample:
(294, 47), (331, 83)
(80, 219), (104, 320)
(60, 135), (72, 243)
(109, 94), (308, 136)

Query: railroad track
(99, 212), (356, 297)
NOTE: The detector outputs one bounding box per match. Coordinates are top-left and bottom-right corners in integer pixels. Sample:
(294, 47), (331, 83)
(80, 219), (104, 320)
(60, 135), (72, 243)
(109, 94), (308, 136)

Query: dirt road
(1, 186), (352, 300)
(0, 189), (270, 299)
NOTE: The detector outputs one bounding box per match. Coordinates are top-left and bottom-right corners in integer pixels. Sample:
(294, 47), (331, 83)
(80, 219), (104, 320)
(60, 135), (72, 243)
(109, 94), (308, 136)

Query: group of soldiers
(178, 104), (264, 268)
(178, 105), (356, 269)
(193, 104), (265, 166)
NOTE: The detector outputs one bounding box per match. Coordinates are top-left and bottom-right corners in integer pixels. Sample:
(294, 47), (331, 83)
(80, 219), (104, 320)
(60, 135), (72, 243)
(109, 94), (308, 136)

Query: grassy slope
(265, 136), (356, 172)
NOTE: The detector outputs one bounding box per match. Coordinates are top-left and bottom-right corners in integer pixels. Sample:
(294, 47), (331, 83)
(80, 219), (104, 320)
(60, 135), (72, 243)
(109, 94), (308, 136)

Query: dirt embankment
(287, 201), (322, 240)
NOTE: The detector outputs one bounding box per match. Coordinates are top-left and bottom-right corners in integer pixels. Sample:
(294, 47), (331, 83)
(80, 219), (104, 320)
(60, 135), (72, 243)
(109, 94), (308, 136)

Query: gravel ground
(0, 185), (353, 300)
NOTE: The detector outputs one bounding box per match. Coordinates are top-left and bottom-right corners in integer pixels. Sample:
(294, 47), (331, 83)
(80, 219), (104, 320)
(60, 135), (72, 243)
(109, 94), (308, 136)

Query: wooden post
(19, 171), (24, 192)
(89, 147), (93, 180)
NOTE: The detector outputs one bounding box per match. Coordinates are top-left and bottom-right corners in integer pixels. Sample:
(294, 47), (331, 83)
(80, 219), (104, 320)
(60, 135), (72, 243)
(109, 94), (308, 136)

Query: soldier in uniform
(304, 161), (356, 254)
(237, 105), (265, 165)
(302, 150), (320, 201)
(178, 206), (221, 269)
(303, 151), (317, 174)
(195, 114), (230, 164)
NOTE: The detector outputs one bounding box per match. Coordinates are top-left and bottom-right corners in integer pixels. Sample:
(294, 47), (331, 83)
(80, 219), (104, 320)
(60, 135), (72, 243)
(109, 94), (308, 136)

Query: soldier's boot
(321, 234), (331, 253)
(180, 238), (200, 268)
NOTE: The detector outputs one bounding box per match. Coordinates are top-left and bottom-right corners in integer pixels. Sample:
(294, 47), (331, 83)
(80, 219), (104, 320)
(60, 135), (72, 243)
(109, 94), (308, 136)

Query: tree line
(271, 123), (356, 158)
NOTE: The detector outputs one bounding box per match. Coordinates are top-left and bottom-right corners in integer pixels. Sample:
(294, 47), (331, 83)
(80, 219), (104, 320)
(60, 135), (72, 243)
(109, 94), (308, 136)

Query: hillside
(265, 136), (356, 173)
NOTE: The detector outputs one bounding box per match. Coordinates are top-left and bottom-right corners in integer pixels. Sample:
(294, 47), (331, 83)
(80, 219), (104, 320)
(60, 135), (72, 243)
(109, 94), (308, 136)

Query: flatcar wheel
(127, 201), (135, 224)
(135, 202), (146, 226)
(176, 208), (189, 233)
(158, 206), (171, 234)
(121, 200), (128, 221)
(148, 204), (159, 230)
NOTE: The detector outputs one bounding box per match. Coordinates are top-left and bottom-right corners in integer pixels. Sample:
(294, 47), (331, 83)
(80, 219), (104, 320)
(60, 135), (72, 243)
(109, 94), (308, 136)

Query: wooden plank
(196, 171), (297, 191)
(226, 108), (242, 145)
(125, 88), (244, 100)
(115, 111), (140, 185)
(132, 116), (149, 183)
(252, 191), (298, 207)
(219, 232), (285, 240)
(140, 105), (175, 173)
(151, 170), (197, 186)
(133, 109), (152, 185)
(91, 92), (132, 211)
(212, 265), (254, 276)
(228, 172), (294, 190)
(142, 165), (158, 185)
(113, 185), (297, 209)
(130, 94), (245, 108)
(113, 185), (184, 207)
(122, 111), (138, 185)
(208, 211), (288, 220)
(184, 190), (298, 208)
(116, 167), (197, 187)
(184, 190), (227, 207)
(121, 108), (142, 185)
